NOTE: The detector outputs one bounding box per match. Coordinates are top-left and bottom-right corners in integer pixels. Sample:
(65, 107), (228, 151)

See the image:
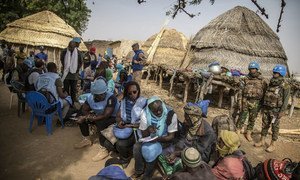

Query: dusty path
(0, 80), (299, 180)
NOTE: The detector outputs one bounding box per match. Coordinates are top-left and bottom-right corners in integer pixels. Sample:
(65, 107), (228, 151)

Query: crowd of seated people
(2, 42), (299, 180)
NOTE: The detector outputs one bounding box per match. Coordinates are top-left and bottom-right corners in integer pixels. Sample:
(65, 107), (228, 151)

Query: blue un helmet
(248, 61), (260, 70)
(273, 64), (287, 77)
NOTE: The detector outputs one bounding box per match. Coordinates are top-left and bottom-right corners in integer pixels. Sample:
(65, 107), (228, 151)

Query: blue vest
(87, 92), (120, 117)
(132, 50), (144, 71)
(35, 72), (60, 100)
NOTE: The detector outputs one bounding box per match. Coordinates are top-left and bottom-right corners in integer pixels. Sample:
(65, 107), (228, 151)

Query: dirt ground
(0, 79), (299, 180)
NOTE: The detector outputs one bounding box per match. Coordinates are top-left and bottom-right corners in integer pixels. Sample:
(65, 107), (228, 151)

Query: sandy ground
(0, 79), (299, 180)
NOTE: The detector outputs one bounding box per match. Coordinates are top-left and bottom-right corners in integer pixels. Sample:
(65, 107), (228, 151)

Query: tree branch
(250, 0), (269, 19)
(276, 0), (286, 32)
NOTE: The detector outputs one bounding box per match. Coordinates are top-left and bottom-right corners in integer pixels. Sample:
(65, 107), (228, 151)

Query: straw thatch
(182, 6), (288, 76)
(0, 10), (87, 51)
(142, 29), (188, 69)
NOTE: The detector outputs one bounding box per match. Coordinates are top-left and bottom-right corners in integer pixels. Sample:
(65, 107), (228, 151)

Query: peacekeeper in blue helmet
(236, 61), (268, 142)
(74, 77), (120, 162)
(255, 65), (290, 152)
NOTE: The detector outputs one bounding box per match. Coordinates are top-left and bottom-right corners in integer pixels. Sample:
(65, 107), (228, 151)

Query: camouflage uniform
(236, 74), (267, 131)
(261, 77), (290, 141)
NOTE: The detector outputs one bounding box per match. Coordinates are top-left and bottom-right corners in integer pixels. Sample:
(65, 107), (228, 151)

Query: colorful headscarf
(145, 96), (168, 137)
(184, 103), (202, 137)
(217, 130), (240, 157)
(116, 64), (124, 82)
(105, 68), (113, 81)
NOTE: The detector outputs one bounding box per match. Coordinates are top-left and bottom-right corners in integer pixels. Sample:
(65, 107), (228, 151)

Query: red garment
(212, 157), (245, 180)
(90, 47), (96, 54)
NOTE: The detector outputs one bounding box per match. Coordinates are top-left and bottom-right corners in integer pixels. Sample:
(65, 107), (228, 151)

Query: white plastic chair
(4, 73), (15, 109)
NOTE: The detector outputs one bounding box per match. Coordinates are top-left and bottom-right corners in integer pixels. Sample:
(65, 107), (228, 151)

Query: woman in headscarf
(105, 68), (115, 94)
(212, 130), (245, 179)
(132, 96), (178, 179)
(106, 81), (146, 168)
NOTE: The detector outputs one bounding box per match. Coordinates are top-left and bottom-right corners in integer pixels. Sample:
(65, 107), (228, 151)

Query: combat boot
(266, 140), (276, 152)
(254, 136), (265, 147)
(245, 131), (253, 142)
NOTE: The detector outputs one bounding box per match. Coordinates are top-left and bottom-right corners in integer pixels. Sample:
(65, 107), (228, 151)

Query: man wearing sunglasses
(74, 78), (120, 162)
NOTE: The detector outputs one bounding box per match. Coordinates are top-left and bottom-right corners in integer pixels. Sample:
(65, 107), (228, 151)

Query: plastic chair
(3, 73), (15, 109)
(26, 91), (64, 135)
(10, 80), (26, 117)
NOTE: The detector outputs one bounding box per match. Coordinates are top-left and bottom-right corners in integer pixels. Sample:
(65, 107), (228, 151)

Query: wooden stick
(289, 90), (299, 118)
(169, 70), (177, 96)
(159, 69), (163, 88)
(146, 67), (151, 84)
(211, 80), (235, 90)
(218, 87), (225, 108)
(183, 78), (191, 103)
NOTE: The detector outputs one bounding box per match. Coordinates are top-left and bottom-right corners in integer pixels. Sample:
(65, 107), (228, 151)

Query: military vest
(264, 84), (284, 108)
(243, 76), (264, 99)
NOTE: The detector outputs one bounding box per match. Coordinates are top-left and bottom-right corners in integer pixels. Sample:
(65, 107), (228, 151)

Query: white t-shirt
(28, 72), (41, 85)
(139, 110), (178, 134)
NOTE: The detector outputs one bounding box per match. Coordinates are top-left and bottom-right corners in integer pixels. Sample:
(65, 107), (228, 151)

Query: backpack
(166, 110), (187, 142)
(255, 158), (299, 180)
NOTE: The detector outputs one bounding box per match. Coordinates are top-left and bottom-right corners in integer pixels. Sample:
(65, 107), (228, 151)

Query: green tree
(0, 0), (91, 34)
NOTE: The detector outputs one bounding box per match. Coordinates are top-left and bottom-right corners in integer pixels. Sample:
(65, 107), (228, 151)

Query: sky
(82, 0), (300, 73)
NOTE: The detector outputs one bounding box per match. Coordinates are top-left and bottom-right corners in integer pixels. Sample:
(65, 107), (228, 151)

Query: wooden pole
(218, 86), (225, 108)
(169, 70), (176, 96)
(146, 66), (151, 84)
(183, 78), (191, 103)
(289, 90), (299, 118)
(159, 69), (163, 88)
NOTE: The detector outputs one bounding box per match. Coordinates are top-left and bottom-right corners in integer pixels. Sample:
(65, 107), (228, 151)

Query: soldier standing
(236, 61), (267, 142)
(254, 65), (290, 152)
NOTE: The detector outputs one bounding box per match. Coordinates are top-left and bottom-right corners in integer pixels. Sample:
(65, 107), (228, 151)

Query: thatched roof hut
(182, 6), (288, 76)
(0, 10), (87, 65)
(142, 29), (188, 69)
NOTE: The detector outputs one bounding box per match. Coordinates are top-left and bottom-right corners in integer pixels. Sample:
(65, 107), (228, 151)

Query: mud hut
(142, 29), (188, 69)
(182, 6), (288, 76)
(0, 10), (88, 66)
(85, 40), (113, 57)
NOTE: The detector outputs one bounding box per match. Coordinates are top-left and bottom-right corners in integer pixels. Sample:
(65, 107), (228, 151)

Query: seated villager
(83, 60), (98, 93)
(167, 103), (216, 164)
(35, 62), (71, 120)
(212, 130), (246, 180)
(105, 68), (115, 94)
(115, 69), (133, 100)
(105, 81), (147, 168)
(88, 164), (130, 180)
(74, 78), (120, 162)
(168, 147), (216, 180)
(25, 59), (45, 91)
(9, 58), (33, 83)
(132, 96), (178, 179)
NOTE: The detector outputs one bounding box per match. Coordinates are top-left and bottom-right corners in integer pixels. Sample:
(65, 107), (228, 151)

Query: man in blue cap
(9, 58), (33, 83)
(236, 61), (267, 142)
(35, 46), (48, 62)
(74, 78), (120, 162)
(255, 65), (290, 152)
(60, 39), (83, 103)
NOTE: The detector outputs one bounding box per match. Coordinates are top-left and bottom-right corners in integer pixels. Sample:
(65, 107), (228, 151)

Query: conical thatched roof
(142, 29), (188, 69)
(182, 6), (288, 76)
(0, 10), (87, 51)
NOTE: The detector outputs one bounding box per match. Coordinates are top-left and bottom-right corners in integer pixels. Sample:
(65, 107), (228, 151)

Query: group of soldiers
(235, 61), (290, 152)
